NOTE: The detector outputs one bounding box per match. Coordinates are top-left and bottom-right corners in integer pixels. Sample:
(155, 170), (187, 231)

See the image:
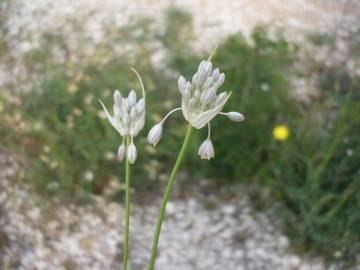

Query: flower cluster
(99, 68), (145, 164)
(148, 60), (244, 159)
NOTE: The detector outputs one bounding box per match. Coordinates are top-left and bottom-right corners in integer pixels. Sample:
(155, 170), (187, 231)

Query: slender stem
(160, 107), (182, 124)
(123, 135), (131, 270)
(148, 125), (193, 270)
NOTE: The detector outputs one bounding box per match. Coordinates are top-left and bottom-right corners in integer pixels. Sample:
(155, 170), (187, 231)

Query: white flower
(180, 60), (232, 129)
(99, 89), (145, 137)
(147, 58), (244, 160)
(84, 170), (94, 182)
(148, 123), (163, 146)
(198, 138), (215, 160)
(224, 112), (245, 122)
(99, 68), (145, 164)
(117, 144), (126, 161)
(127, 143), (137, 164)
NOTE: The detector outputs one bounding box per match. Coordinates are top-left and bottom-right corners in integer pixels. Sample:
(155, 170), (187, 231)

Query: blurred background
(0, 0), (360, 269)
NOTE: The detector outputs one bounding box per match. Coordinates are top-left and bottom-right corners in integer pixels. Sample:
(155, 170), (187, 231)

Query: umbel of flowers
(148, 59), (245, 159)
(98, 67), (146, 270)
(99, 68), (145, 164)
(147, 58), (244, 270)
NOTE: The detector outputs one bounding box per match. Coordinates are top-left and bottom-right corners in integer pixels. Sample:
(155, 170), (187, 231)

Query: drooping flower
(147, 59), (244, 160)
(198, 137), (215, 160)
(99, 68), (145, 164)
(117, 143), (126, 161)
(127, 142), (137, 164)
(147, 123), (163, 146)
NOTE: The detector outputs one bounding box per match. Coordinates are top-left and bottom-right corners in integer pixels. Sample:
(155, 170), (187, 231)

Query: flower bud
(127, 90), (137, 107)
(211, 68), (220, 80)
(203, 77), (214, 89)
(113, 105), (122, 119)
(226, 112), (245, 122)
(117, 143), (126, 161)
(130, 107), (137, 121)
(215, 92), (227, 106)
(114, 90), (122, 107)
(198, 60), (206, 72)
(148, 123), (163, 146)
(183, 89), (191, 100)
(194, 70), (205, 88)
(198, 139), (215, 160)
(178, 76), (188, 94)
(127, 143), (137, 164)
(215, 73), (225, 88)
(200, 87), (216, 104)
(136, 98), (145, 113)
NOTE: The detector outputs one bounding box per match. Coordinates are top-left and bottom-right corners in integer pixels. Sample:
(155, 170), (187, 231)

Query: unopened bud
(148, 123), (163, 146)
(127, 143), (137, 164)
(117, 143), (126, 161)
(226, 112), (245, 122)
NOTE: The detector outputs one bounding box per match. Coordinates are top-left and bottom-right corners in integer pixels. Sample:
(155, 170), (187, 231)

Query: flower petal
(191, 92), (231, 129)
(99, 99), (126, 136)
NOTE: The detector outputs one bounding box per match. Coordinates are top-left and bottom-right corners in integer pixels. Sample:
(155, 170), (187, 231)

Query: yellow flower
(273, 125), (289, 141)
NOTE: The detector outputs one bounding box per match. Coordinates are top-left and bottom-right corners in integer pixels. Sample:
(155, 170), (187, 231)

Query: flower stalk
(148, 125), (193, 270)
(147, 54), (245, 268)
(123, 135), (131, 270)
(98, 68), (146, 269)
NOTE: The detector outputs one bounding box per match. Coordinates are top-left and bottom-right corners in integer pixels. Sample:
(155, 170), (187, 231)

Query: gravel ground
(0, 155), (329, 270)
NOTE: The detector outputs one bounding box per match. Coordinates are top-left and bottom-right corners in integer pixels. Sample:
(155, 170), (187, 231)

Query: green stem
(148, 125), (193, 270)
(123, 136), (131, 270)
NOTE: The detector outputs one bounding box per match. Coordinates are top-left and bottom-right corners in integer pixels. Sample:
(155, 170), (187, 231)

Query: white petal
(215, 73), (225, 88)
(127, 143), (137, 164)
(203, 61), (212, 77)
(198, 139), (215, 160)
(117, 143), (126, 161)
(198, 60), (206, 72)
(215, 92), (227, 106)
(136, 98), (145, 113)
(99, 99), (126, 135)
(181, 96), (192, 123)
(128, 90), (137, 106)
(200, 87), (216, 104)
(114, 90), (122, 106)
(130, 107), (137, 120)
(203, 77), (214, 89)
(191, 92), (231, 129)
(212, 68), (220, 80)
(178, 76), (188, 94)
(192, 72), (198, 84)
(195, 70), (205, 87)
(147, 123), (163, 146)
(227, 112), (245, 122)
(113, 104), (122, 119)
(183, 89), (191, 100)
(131, 114), (145, 137)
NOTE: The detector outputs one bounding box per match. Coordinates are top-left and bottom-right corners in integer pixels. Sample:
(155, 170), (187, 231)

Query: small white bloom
(148, 123), (163, 146)
(198, 139), (215, 160)
(127, 90), (137, 107)
(117, 144), (126, 161)
(226, 112), (245, 122)
(127, 143), (137, 164)
(99, 68), (145, 164)
(179, 60), (232, 129)
(84, 170), (94, 182)
(148, 57), (244, 161)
